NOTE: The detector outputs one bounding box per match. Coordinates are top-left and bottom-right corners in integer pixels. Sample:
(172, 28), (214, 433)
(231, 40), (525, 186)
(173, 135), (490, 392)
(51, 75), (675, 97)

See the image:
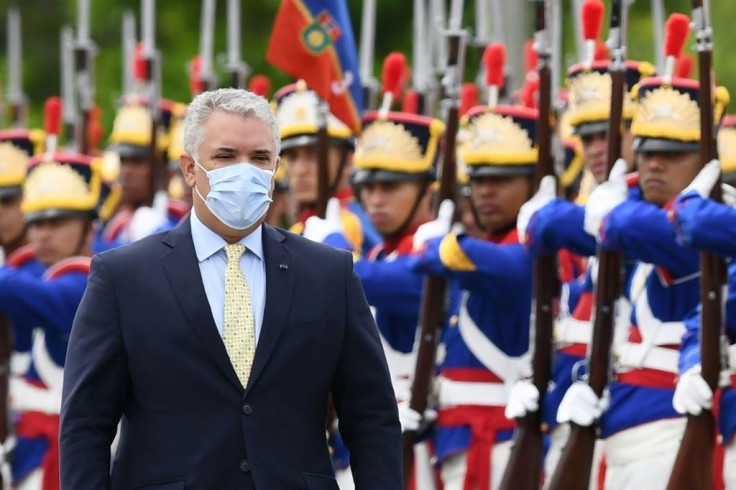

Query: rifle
(122, 11), (137, 98)
(547, 1), (629, 488)
(667, 2), (723, 487)
(6, 7), (25, 128)
(199, 0), (218, 92)
(402, 9), (467, 487)
(74, 0), (96, 155)
(60, 27), (77, 148)
(141, 0), (164, 205)
(226, 0), (249, 89)
(358, 0), (379, 110)
(499, 2), (555, 487)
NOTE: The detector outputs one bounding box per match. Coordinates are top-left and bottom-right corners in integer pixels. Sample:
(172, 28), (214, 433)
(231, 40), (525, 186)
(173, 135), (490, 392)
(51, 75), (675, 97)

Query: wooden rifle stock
(499, 2), (555, 488)
(667, 2), (722, 486)
(548, 2), (627, 488)
(402, 32), (463, 488)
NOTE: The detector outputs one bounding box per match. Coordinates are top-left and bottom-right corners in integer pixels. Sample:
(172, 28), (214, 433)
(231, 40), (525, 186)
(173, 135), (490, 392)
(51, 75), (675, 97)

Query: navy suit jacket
(60, 220), (401, 490)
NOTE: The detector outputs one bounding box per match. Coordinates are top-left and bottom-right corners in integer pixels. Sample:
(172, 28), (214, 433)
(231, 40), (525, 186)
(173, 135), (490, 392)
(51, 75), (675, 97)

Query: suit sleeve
(60, 255), (130, 490)
(332, 253), (402, 489)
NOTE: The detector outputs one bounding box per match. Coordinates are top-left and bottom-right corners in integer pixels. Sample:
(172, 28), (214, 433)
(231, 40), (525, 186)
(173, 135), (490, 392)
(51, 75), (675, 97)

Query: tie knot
(224, 243), (247, 263)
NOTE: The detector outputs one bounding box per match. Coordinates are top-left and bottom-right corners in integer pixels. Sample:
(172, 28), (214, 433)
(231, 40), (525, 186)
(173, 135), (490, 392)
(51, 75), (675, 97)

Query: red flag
(266, 0), (362, 133)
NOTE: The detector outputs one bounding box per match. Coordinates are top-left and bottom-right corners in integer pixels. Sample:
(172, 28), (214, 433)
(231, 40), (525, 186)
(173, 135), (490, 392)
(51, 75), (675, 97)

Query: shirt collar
(190, 208), (264, 262)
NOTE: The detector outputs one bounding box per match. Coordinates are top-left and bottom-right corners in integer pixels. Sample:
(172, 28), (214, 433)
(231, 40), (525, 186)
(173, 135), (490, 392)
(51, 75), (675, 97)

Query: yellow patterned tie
(223, 243), (256, 388)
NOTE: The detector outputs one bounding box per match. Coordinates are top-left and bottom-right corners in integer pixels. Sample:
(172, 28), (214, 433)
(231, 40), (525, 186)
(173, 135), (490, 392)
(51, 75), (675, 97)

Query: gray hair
(183, 88), (280, 160)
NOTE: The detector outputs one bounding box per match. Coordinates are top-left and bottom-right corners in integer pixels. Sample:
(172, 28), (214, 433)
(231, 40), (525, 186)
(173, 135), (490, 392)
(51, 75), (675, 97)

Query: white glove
(557, 381), (610, 427)
(413, 199), (455, 251)
(673, 365), (713, 416)
(398, 401), (438, 433)
(128, 190), (169, 242)
(517, 175), (557, 244)
(583, 158), (628, 240)
(303, 197), (344, 243)
(505, 379), (540, 419)
(681, 159), (721, 198)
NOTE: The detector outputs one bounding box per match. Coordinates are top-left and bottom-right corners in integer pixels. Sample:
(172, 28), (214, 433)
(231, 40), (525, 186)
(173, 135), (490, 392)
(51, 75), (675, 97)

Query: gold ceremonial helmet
(22, 153), (102, 223)
(0, 129), (45, 198)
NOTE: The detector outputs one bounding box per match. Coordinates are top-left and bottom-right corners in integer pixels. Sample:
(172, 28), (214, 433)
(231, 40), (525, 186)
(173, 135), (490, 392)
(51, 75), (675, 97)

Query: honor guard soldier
(274, 81), (380, 255)
(352, 111), (447, 488)
(557, 74), (730, 489)
(0, 129), (46, 387)
(667, 118), (736, 489)
(101, 100), (187, 247)
(0, 150), (103, 490)
(411, 104), (538, 490)
(510, 59), (653, 482)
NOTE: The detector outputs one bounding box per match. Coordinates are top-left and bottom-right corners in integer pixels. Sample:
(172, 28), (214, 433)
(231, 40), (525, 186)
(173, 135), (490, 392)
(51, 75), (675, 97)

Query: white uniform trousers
(725, 437), (736, 490)
(604, 417), (686, 490)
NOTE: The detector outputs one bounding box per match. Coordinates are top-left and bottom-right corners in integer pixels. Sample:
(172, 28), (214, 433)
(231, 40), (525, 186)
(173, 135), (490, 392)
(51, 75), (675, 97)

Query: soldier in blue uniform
(100, 100), (187, 249)
(557, 76), (730, 488)
(411, 104), (537, 490)
(0, 152), (101, 490)
(303, 109), (447, 489)
(509, 60), (652, 484)
(667, 147), (736, 488)
(274, 81), (380, 255)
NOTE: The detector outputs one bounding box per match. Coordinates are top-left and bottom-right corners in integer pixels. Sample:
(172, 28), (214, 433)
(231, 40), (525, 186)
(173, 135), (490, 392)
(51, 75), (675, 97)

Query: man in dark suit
(60, 88), (402, 490)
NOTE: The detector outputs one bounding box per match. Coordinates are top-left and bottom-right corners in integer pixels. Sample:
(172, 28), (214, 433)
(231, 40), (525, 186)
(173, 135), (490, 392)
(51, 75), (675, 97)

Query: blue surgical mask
(194, 159), (274, 230)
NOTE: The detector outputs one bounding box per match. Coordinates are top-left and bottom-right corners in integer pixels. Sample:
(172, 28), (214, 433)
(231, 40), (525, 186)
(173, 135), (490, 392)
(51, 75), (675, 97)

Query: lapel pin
(279, 263), (288, 270)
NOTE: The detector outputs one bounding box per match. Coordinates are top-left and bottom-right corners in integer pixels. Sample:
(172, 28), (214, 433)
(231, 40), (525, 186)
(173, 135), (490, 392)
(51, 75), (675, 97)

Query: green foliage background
(0, 0), (733, 136)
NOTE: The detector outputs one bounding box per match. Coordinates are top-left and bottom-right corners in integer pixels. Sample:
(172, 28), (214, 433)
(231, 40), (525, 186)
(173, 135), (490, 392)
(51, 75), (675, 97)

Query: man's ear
(180, 153), (196, 188)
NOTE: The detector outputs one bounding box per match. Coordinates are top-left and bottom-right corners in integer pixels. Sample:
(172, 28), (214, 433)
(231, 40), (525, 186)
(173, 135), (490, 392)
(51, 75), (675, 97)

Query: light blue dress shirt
(190, 209), (266, 342)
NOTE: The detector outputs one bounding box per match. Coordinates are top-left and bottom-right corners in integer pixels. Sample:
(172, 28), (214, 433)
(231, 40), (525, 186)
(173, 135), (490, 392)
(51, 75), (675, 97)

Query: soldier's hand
(413, 199), (455, 252)
(128, 190), (170, 242)
(583, 158), (628, 240)
(556, 381), (609, 427)
(682, 159), (720, 198)
(397, 401), (437, 433)
(673, 365), (713, 416)
(505, 379), (540, 419)
(517, 175), (557, 245)
(303, 197), (344, 244)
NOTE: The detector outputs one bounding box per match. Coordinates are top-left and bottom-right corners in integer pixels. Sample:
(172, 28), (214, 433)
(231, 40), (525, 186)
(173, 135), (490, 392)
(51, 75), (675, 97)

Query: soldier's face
(119, 157), (152, 208)
(0, 193), (25, 248)
(360, 180), (430, 236)
(28, 216), (91, 266)
(638, 150), (701, 207)
(470, 174), (532, 232)
(581, 131), (608, 184)
(282, 145), (348, 206)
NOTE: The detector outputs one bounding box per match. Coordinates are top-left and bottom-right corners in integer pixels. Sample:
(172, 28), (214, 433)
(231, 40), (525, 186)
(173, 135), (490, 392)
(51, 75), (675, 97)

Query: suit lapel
(160, 218), (243, 392)
(245, 224), (295, 396)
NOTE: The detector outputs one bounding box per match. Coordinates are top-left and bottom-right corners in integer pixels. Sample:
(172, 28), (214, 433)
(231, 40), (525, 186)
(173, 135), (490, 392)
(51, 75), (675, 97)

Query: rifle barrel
(667, 2), (721, 487)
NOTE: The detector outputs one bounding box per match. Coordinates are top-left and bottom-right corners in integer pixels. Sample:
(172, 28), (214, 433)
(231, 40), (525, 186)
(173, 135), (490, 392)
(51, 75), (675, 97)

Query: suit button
(242, 403), (254, 415)
(239, 460), (250, 472)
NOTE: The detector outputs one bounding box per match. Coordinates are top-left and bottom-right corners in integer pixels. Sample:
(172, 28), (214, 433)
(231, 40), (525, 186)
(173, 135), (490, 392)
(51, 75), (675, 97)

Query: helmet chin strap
(383, 181), (431, 240)
(72, 218), (93, 257)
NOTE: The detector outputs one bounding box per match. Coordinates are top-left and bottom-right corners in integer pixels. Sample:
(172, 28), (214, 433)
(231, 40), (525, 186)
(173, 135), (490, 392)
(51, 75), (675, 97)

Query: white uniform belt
(631, 323), (686, 346)
(436, 377), (508, 408)
(730, 344), (736, 369)
(555, 317), (592, 345)
(9, 377), (61, 415)
(616, 342), (679, 374)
